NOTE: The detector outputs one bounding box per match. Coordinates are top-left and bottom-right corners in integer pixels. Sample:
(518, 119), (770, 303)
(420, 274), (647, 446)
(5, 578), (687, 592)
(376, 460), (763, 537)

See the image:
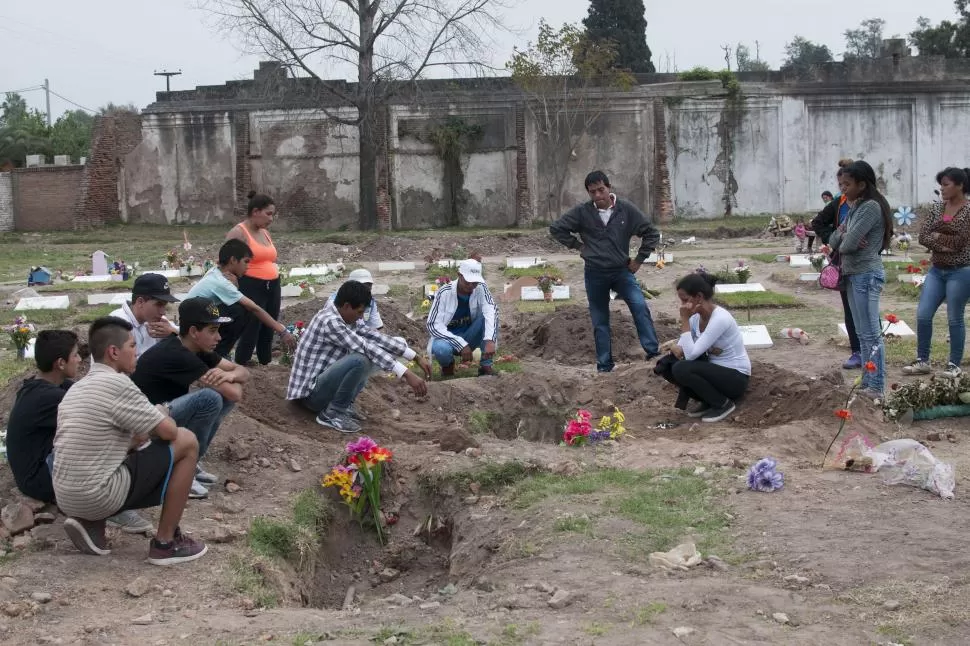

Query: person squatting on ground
(286, 280), (431, 434)
(550, 170), (661, 373)
(829, 160), (894, 398)
(109, 273), (179, 358)
(131, 298), (250, 500)
(52, 317), (207, 565)
(426, 258), (499, 377)
(5, 331), (153, 534)
(187, 239), (297, 358)
(226, 191), (282, 366)
(902, 166), (970, 379)
(658, 273), (751, 423)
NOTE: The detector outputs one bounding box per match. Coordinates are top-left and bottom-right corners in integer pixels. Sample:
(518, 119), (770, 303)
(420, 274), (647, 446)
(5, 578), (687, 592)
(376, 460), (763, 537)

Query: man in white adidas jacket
(426, 259), (499, 377)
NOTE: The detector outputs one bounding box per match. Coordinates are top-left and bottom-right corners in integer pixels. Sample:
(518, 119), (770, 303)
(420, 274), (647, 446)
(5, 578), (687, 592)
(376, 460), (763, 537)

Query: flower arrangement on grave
(165, 248), (184, 269)
(535, 274), (561, 294)
(203, 259), (214, 273)
(6, 316), (34, 360)
(732, 261), (752, 284)
(809, 254), (827, 273)
(882, 374), (970, 422)
(184, 255), (196, 273)
(747, 457), (784, 492)
(562, 407), (626, 446)
(278, 320), (306, 366)
(109, 261), (129, 280)
(822, 314), (896, 466)
(904, 264), (922, 274)
(322, 436), (394, 544)
(896, 232), (912, 253)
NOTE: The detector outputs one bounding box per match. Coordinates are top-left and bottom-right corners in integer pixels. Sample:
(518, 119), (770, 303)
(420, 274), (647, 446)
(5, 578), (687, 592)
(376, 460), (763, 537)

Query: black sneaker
(347, 404), (368, 422)
(686, 402), (711, 418)
(701, 401), (736, 423)
(316, 409), (362, 434)
(64, 518), (111, 556)
(675, 392), (690, 411)
(147, 530), (208, 566)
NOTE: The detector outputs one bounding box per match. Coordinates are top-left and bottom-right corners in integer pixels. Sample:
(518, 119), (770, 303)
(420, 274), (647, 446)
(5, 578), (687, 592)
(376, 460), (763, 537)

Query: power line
(47, 89), (95, 114)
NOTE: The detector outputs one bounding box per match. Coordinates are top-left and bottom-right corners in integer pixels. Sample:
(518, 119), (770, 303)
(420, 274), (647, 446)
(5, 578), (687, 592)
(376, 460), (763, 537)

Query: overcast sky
(0, 0), (959, 119)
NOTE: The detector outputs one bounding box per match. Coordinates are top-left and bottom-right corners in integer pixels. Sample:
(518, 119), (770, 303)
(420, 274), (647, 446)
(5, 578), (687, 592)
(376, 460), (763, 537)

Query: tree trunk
(358, 112), (379, 230)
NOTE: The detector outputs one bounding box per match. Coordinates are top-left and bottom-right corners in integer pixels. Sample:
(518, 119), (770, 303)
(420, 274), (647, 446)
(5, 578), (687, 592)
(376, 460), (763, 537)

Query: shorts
(121, 440), (174, 511)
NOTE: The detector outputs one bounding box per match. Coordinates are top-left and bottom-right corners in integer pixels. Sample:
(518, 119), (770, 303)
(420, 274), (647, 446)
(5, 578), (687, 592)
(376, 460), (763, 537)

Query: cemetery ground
(0, 222), (967, 645)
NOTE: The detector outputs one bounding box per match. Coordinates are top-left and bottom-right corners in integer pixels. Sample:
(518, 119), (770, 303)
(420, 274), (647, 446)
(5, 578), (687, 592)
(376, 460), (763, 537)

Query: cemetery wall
(78, 111), (142, 229)
(122, 58), (970, 229)
(11, 166), (84, 231)
(0, 172), (12, 232)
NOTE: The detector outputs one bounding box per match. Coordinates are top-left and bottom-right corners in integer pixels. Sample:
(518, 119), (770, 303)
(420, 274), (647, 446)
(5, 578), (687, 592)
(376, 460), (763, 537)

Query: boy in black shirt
(131, 298), (250, 499)
(6, 330), (152, 533)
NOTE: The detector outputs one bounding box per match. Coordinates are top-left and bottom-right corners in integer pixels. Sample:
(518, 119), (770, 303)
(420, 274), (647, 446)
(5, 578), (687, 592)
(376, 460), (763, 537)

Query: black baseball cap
(179, 297), (232, 327)
(132, 273), (179, 303)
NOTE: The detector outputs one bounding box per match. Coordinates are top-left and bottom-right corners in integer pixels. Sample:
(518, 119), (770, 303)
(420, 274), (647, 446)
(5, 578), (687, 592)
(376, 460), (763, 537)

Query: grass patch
(0, 357), (31, 389)
(76, 304), (117, 323)
(514, 299), (576, 314)
(883, 337), (953, 367)
(419, 619), (478, 646)
(663, 214), (772, 235)
(716, 290), (800, 309)
(419, 461), (541, 497)
(553, 514), (593, 534)
(247, 488), (331, 569)
(501, 265), (564, 280)
(583, 622), (610, 636)
(467, 410), (499, 435)
(38, 278), (135, 292)
(893, 283), (922, 300)
(228, 554), (279, 609)
(630, 602), (667, 626)
(498, 621), (541, 645)
(386, 283), (410, 298)
(749, 253), (780, 263)
(511, 467), (731, 555)
(840, 577), (970, 641)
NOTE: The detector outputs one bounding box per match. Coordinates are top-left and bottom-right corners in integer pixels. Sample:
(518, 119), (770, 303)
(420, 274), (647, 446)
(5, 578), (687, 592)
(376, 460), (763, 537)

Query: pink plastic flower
(346, 436), (377, 455)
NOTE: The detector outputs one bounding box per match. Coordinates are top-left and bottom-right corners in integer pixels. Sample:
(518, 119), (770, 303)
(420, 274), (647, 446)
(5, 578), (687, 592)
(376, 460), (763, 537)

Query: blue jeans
(846, 271), (886, 391)
(584, 266), (660, 372)
(168, 389), (234, 459)
(431, 313), (497, 368)
(302, 353), (371, 414)
(916, 264), (970, 366)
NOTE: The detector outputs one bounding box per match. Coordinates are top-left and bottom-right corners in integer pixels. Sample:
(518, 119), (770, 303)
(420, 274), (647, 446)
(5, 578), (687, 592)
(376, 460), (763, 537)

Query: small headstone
(71, 275), (113, 283)
(288, 265), (332, 277)
(92, 250), (109, 276)
(839, 320), (915, 338)
(714, 283), (766, 294)
(645, 252), (674, 264)
(25, 154), (44, 168)
(15, 296), (70, 311)
(280, 285), (303, 298)
(87, 293), (131, 306)
(377, 262), (416, 272)
(798, 273), (820, 282)
(500, 277), (539, 303)
(788, 255), (812, 268)
(521, 285), (570, 301)
(53, 155), (71, 166)
(371, 283), (390, 296)
(738, 325), (773, 349)
(506, 256), (544, 269)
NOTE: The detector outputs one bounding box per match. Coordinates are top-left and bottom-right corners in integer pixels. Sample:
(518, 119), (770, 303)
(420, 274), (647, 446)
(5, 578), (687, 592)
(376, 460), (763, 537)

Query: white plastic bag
(871, 439), (955, 500)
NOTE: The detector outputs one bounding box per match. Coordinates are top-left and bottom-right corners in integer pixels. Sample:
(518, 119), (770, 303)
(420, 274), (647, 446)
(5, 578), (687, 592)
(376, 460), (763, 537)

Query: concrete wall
(12, 166), (84, 231)
(0, 173), (12, 232)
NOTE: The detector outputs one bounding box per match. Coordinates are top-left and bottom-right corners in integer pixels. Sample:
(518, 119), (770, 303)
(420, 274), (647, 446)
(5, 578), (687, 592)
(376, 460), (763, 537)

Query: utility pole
(43, 78), (51, 127)
(153, 69), (182, 92)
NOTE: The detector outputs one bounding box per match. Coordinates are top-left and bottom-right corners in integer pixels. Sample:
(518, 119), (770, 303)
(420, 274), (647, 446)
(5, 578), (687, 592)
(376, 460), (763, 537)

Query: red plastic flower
(835, 409), (852, 420)
(296, 320), (305, 329)
(865, 361), (876, 373)
(920, 259), (930, 266)
(884, 314), (899, 324)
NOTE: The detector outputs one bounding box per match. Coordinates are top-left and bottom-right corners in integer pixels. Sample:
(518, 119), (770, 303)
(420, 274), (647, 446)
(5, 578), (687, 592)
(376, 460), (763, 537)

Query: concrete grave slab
(378, 262), (416, 272)
(882, 255), (912, 263)
(371, 284), (390, 296)
(799, 273), (820, 282)
(289, 265), (333, 277)
(281, 285), (304, 298)
(738, 324), (773, 349)
(506, 257), (544, 269)
(645, 252), (674, 263)
(897, 274), (925, 285)
(71, 275), (113, 283)
(16, 296), (70, 311)
(714, 283), (766, 294)
(500, 277), (538, 303)
(437, 260), (459, 268)
(87, 293), (130, 306)
(789, 255), (812, 268)
(839, 320), (915, 338)
(521, 285), (570, 301)
(142, 269), (181, 279)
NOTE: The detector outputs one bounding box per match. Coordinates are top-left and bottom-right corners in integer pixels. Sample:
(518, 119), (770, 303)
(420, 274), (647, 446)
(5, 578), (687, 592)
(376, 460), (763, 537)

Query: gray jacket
(829, 199), (886, 276)
(549, 197), (661, 270)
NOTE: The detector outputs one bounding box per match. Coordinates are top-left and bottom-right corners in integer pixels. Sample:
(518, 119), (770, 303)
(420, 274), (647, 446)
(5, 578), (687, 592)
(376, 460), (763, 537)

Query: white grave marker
(897, 274), (925, 285)
(71, 275), (113, 283)
(281, 285), (304, 298)
(645, 252), (674, 263)
(143, 269), (181, 279)
(789, 255), (812, 268)
(92, 250), (108, 276)
(506, 257), (544, 269)
(16, 296), (70, 311)
(738, 324), (773, 349)
(87, 293), (131, 306)
(715, 283), (766, 294)
(378, 262), (416, 272)
(371, 284), (390, 296)
(799, 273), (820, 282)
(24, 337), (36, 359)
(436, 260), (459, 268)
(289, 265), (333, 277)
(521, 285), (570, 301)
(838, 320), (915, 338)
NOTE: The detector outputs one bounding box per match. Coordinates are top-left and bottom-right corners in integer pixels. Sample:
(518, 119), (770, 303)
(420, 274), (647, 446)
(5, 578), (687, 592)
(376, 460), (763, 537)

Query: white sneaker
(901, 360), (931, 376)
(189, 479), (209, 499)
(942, 363), (963, 379)
(195, 465), (218, 485)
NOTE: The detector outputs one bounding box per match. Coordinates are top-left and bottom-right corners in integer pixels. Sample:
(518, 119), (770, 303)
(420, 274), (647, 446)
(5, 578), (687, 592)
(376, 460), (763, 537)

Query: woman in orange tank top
(226, 191), (282, 365)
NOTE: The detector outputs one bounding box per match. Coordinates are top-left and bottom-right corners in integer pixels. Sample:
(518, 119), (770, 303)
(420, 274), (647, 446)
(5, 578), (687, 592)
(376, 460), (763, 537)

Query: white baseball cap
(458, 259), (484, 284)
(348, 268), (374, 284)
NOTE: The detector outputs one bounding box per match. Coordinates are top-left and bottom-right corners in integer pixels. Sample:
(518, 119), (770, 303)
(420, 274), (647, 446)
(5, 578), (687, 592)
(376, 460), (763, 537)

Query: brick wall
(0, 172), (12, 232)
(12, 166), (84, 231)
(74, 112), (142, 229)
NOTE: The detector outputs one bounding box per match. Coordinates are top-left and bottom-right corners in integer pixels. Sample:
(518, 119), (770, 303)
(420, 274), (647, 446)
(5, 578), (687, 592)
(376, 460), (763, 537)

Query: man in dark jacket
(550, 170), (661, 372)
(5, 330), (152, 533)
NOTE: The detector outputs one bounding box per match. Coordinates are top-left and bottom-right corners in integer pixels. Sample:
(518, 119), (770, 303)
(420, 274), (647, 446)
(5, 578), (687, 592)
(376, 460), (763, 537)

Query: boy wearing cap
(426, 258), (499, 377)
(132, 298), (250, 499)
(109, 273), (180, 358)
(187, 239), (297, 358)
(287, 281), (431, 434)
(53, 316), (207, 565)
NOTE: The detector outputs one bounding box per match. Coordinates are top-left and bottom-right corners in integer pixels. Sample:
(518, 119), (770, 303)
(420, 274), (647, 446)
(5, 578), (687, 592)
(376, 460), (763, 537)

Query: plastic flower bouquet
(562, 407), (626, 446)
(322, 436), (394, 544)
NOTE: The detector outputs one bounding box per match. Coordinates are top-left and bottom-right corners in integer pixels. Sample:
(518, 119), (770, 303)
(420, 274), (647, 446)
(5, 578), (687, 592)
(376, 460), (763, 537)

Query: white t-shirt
(677, 307), (751, 375)
(108, 302), (178, 359)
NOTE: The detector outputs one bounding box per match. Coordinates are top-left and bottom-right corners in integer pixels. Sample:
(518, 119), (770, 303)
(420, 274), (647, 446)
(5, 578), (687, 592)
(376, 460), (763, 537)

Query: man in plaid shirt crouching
(285, 280), (431, 433)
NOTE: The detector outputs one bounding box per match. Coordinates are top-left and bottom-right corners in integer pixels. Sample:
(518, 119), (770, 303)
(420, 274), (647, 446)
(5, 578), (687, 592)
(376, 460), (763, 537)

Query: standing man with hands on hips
(550, 170), (662, 372)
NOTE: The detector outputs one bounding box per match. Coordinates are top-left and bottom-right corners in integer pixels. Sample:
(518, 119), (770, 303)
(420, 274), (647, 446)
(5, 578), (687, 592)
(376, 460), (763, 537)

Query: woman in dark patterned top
(903, 167), (970, 379)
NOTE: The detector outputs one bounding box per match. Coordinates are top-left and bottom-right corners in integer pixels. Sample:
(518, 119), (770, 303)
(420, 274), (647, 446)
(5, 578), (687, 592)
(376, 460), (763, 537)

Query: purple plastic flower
(746, 457), (784, 493)
(588, 430), (612, 444)
(346, 436), (377, 455)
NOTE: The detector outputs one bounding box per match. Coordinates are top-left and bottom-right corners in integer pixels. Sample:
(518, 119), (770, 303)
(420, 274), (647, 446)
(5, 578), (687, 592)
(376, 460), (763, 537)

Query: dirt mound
(280, 298), (427, 348)
(503, 305), (681, 365)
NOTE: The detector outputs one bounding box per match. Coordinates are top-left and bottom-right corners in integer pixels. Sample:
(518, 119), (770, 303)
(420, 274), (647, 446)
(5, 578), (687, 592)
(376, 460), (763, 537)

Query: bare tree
(507, 20), (633, 221)
(200, 0), (507, 229)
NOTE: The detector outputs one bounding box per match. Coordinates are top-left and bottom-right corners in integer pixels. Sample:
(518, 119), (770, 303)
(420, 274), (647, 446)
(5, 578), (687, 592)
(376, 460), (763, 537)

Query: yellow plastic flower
(612, 408), (625, 423)
(430, 284), (438, 293)
(422, 299), (431, 308)
(598, 416), (612, 429)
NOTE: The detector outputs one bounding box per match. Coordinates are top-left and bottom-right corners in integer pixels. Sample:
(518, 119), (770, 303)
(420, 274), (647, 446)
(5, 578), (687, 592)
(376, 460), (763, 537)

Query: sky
(0, 0), (960, 119)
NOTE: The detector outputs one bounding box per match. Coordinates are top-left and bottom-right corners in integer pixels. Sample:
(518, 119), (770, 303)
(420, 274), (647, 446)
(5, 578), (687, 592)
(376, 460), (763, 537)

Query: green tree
(781, 36), (834, 77)
(508, 20), (633, 221)
(844, 18), (886, 59)
(583, 0), (655, 73)
(735, 44), (771, 72)
(0, 93), (51, 167)
(50, 110), (95, 161)
(909, 2), (970, 57)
